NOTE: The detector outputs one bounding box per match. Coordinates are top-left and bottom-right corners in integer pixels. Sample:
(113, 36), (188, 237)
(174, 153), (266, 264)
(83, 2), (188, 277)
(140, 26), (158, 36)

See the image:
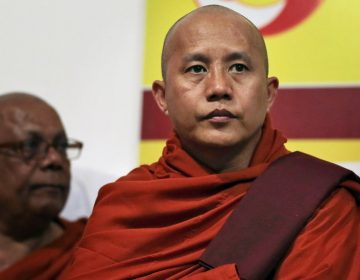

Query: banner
(140, 0), (360, 170)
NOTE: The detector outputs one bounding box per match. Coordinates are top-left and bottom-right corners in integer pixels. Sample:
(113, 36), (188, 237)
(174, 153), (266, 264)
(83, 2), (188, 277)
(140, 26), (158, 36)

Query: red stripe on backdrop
(141, 91), (173, 139)
(141, 86), (360, 140)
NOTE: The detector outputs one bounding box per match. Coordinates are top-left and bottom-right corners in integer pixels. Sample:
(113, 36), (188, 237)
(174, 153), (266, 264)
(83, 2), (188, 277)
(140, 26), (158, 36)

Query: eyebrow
(25, 130), (67, 141)
(183, 53), (210, 64)
(183, 51), (252, 65)
(225, 52), (252, 65)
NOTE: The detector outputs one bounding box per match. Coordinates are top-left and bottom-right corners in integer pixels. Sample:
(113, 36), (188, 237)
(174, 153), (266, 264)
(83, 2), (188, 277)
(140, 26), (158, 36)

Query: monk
(0, 92), (86, 280)
(61, 5), (360, 280)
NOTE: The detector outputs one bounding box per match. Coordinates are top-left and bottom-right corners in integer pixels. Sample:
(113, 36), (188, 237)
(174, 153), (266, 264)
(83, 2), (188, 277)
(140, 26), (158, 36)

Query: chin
(35, 206), (62, 220)
(204, 141), (240, 151)
(198, 132), (242, 148)
(30, 199), (65, 220)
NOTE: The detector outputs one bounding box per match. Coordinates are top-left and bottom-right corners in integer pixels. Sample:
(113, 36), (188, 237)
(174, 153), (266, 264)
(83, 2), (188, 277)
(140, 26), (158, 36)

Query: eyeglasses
(0, 138), (83, 161)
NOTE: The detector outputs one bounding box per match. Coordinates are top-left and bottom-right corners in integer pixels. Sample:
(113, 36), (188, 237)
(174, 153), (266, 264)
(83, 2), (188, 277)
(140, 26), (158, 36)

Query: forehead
(0, 102), (65, 142)
(167, 9), (263, 60)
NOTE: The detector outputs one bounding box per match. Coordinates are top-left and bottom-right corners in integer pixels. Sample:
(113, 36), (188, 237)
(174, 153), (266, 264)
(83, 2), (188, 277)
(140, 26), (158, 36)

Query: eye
(22, 136), (42, 158)
(53, 137), (68, 155)
(185, 65), (207, 74)
(229, 63), (247, 73)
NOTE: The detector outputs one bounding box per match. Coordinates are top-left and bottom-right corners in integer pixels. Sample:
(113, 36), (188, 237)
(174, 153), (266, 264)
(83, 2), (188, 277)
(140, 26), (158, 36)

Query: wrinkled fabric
(61, 118), (360, 280)
(0, 218), (86, 280)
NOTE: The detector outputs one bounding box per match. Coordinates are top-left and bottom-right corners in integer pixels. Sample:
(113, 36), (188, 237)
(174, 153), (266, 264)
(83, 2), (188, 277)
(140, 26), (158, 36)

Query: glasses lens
(22, 138), (44, 160)
(65, 140), (83, 160)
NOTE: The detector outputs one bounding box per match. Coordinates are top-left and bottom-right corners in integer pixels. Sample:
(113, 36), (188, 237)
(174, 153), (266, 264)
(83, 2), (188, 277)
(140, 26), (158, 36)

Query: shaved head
(0, 92), (54, 111)
(0, 92), (62, 133)
(161, 5), (269, 80)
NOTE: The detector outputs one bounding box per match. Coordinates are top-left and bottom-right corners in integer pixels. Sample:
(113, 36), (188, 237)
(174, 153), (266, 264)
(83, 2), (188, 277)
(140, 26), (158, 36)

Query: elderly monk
(62, 5), (360, 280)
(0, 92), (86, 280)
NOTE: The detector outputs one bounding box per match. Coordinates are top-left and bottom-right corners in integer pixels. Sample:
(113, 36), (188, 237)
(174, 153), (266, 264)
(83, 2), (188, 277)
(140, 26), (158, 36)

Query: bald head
(0, 92), (54, 110)
(161, 5), (269, 80)
(0, 92), (67, 148)
(0, 92), (61, 127)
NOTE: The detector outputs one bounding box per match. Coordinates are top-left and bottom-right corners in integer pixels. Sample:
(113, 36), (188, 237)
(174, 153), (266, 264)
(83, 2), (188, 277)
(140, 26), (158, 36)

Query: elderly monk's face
(154, 9), (278, 153)
(0, 101), (70, 221)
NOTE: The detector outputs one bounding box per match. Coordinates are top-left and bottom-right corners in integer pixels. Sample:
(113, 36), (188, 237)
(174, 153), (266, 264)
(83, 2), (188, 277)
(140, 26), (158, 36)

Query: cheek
(166, 86), (196, 117)
(0, 161), (31, 187)
(251, 81), (270, 104)
(242, 88), (270, 121)
(49, 161), (71, 185)
(0, 166), (27, 206)
(64, 165), (71, 182)
(167, 97), (198, 135)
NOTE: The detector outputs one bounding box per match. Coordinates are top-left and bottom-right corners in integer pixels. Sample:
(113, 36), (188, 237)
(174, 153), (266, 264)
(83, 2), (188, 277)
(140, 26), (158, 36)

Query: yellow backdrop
(140, 0), (360, 164)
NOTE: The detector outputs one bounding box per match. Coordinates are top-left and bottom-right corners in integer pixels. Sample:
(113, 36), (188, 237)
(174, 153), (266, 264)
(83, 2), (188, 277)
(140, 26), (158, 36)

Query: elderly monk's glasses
(0, 137), (83, 161)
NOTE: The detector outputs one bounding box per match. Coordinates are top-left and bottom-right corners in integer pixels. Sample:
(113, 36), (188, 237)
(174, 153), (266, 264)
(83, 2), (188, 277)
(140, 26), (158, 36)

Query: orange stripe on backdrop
(141, 86), (360, 140)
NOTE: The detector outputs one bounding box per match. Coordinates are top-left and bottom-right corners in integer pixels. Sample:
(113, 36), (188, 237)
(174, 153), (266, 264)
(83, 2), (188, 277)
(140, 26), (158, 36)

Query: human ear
(152, 80), (168, 115)
(266, 76), (279, 111)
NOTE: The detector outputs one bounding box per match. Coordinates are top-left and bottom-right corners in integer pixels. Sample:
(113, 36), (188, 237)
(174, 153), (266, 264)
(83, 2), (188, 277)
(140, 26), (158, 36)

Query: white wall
(0, 0), (146, 216)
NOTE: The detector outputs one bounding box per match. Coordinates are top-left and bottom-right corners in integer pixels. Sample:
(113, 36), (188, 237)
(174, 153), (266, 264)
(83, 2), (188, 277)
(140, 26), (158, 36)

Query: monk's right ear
(152, 80), (168, 115)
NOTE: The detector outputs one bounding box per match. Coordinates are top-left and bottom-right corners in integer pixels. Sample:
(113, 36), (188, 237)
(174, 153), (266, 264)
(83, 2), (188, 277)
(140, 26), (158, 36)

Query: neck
(183, 129), (262, 173)
(0, 221), (63, 271)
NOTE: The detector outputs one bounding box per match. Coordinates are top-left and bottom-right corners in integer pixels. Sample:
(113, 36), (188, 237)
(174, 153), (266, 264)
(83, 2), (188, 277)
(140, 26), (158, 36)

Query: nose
(205, 69), (232, 102)
(38, 146), (69, 171)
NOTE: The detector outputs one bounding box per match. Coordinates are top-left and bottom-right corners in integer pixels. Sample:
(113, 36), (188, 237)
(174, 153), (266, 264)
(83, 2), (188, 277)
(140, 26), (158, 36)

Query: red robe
(62, 119), (360, 279)
(0, 218), (86, 280)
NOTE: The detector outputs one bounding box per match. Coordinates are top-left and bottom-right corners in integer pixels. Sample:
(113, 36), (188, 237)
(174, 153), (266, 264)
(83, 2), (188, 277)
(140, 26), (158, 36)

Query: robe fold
(61, 118), (360, 280)
(0, 218), (86, 280)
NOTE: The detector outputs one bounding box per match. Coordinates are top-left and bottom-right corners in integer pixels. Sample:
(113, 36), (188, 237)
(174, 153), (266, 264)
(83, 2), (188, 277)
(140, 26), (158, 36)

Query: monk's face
(0, 100), (70, 223)
(153, 9), (278, 154)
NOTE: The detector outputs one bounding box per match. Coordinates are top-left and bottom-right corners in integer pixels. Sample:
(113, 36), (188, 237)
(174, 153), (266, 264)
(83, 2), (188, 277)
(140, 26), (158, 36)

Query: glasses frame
(0, 138), (83, 161)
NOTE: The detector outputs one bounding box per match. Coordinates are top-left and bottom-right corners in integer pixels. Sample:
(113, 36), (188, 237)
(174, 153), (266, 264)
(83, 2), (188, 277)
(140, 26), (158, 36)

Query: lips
(30, 184), (67, 193)
(203, 109), (236, 120)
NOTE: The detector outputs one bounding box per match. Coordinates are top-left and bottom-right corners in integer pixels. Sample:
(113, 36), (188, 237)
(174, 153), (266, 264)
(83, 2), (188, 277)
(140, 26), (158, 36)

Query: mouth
(30, 184), (67, 195)
(203, 109), (236, 122)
